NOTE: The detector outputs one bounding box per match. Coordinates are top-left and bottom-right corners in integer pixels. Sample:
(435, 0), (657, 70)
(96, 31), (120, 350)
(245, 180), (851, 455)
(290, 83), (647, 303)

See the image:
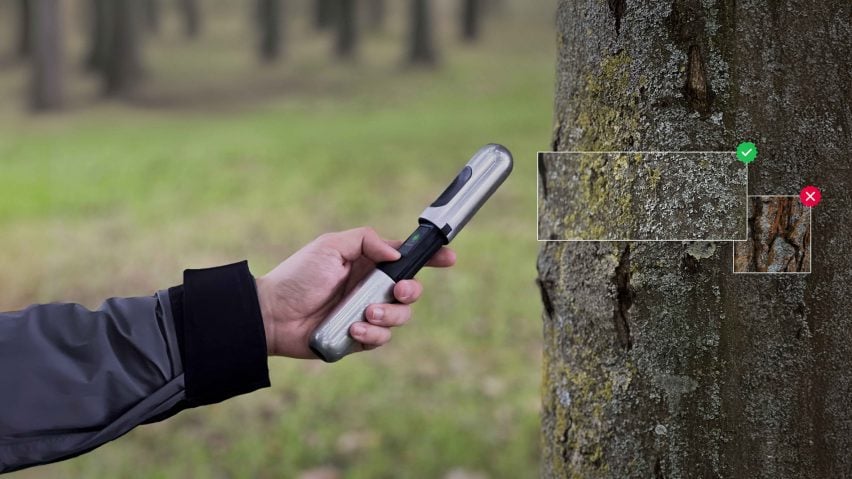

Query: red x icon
(800, 186), (822, 208)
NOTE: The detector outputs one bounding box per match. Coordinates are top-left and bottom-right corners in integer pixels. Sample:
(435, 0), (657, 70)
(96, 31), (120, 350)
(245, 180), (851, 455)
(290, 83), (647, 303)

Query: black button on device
(430, 166), (472, 207)
(399, 225), (430, 255)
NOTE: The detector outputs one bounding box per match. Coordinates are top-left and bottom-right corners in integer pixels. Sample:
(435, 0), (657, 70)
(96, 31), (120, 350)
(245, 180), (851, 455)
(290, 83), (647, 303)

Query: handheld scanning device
(309, 144), (514, 363)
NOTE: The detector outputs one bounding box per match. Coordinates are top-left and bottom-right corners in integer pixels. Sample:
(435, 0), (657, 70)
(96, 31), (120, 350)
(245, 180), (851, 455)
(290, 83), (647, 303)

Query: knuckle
(315, 232), (334, 245)
(359, 226), (377, 239)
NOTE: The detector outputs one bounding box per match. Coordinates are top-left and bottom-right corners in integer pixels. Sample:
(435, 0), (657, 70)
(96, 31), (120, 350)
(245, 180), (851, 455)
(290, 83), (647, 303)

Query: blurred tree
(461, 0), (480, 41)
(17, 0), (32, 58)
(178, 0), (201, 38)
(145, 0), (160, 33)
(257, 0), (283, 62)
(407, 0), (436, 65)
(84, 0), (109, 72)
(365, 0), (385, 31)
(539, 1), (852, 478)
(314, 0), (335, 30)
(335, 0), (357, 59)
(103, 0), (142, 95)
(483, 0), (504, 14)
(30, 0), (62, 110)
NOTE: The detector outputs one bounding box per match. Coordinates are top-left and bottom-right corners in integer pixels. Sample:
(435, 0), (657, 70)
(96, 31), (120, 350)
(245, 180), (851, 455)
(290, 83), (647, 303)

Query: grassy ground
(1, 2), (555, 477)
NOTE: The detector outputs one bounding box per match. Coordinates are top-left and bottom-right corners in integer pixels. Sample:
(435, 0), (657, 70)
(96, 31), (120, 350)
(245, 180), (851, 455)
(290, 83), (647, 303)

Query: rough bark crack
(654, 455), (667, 479)
(538, 153), (549, 198)
(612, 245), (634, 350)
(537, 277), (555, 319)
(608, 0), (626, 35)
(684, 45), (713, 115)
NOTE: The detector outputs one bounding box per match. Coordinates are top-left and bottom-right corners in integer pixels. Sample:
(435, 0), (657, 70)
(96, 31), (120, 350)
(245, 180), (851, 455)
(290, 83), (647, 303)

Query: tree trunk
(178, 0), (201, 38)
(407, 0), (435, 65)
(30, 0), (62, 110)
(365, 0), (384, 31)
(144, 0), (160, 33)
(84, 0), (110, 72)
(257, 0), (283, 62)
(314, 0), (335, 30)
(461, 0), (479, 42)
(102, 0), (142, 96)
(17, 0), (32, 58)
(334, 0), (357, 59)
(538, 1), (851, 478)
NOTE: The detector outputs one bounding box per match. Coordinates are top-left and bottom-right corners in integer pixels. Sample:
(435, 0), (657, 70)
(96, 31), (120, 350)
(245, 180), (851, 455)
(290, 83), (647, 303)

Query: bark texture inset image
(734, 197), (811, 273)
(538, 152), (746, 241)
(538, 1), (851, 478)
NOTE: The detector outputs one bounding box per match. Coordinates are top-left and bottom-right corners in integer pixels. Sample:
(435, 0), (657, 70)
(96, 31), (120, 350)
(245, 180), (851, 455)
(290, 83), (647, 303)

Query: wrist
(255, 276), (276, 356)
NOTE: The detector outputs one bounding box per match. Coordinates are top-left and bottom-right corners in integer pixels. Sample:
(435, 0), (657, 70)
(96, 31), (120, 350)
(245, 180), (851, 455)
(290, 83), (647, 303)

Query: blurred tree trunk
(144, 0), (160, 33)
(314, 0), (334, 30)
(334, 0), (357, 59)
(30, 0), (62, 110)
(17, 0), (32, 58)
(539, 1), (851, 479)
(103, 0), (142, 96)
(257, 0), (283, 61)
(482, 0), (503, 15)
(84, 0), (109, 71)
(461, 0), (479, 41)
(365, 0), (384, 31)
(178, 0), (201, 38)
(407, 0), (435, 65)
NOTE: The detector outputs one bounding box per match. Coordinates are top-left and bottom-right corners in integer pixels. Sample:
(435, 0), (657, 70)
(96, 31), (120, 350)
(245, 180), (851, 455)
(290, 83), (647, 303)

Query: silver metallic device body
(308, 144), (513, 362)
(309, 269), (396, 362)
(419, 144), (513, 242)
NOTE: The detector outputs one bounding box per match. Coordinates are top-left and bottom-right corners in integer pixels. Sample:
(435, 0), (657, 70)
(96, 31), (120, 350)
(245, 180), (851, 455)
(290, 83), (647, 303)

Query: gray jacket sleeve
(0, 261), (270, 474)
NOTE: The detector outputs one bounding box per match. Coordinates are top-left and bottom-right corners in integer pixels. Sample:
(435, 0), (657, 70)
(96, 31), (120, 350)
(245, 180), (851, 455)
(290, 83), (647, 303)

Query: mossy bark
(539, 1), (851, 478)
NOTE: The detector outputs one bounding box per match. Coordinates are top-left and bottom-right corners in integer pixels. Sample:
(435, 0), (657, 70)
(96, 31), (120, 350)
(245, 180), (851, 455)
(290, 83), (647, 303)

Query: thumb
(324, 227), (401, 264)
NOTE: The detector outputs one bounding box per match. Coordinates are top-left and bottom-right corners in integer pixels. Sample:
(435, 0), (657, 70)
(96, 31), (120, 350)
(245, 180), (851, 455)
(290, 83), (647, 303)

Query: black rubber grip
(378, 222), (448, 281)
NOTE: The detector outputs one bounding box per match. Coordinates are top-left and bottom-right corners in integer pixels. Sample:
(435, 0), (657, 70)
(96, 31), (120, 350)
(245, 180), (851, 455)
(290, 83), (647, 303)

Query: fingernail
(398, 285), (411, 300)
(352, 323), (366, 337)
(371, 307), (384, 322)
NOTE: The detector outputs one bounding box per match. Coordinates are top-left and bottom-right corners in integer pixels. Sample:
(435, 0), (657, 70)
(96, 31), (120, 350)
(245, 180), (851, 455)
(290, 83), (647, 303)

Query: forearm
(0, 261), (269, 473)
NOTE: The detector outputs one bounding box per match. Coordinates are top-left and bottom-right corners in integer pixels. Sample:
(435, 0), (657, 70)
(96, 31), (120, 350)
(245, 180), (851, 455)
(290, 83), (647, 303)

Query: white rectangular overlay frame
(732, 195), (812, 275)
(537, 151), (748, 242)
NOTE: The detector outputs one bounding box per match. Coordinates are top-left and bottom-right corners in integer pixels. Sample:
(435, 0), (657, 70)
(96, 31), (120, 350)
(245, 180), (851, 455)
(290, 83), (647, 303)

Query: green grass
(1, 4), (554, 477)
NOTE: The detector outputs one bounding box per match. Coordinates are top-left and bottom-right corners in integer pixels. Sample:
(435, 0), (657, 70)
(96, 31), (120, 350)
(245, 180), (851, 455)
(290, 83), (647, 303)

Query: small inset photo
(733, 196), (812, 273)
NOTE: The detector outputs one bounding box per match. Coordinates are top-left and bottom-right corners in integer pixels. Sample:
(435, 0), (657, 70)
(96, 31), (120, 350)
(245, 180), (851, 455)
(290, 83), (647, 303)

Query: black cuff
(168, 261), (270, 406)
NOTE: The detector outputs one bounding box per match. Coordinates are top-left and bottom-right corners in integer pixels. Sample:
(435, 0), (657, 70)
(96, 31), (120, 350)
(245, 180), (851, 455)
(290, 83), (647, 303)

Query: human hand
(255, 227), (456, 359)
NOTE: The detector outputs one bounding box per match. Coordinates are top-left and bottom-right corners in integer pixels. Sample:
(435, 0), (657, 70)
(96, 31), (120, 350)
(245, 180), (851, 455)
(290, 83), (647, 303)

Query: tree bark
(17, 0), (32, 58)
(334, 0), (357, 59)
(102, 0), (142, 96)
(257, 0), (283, 62)
(30, 0), (62, 110)
(539, 1), (851, 478)
(734, 197), (811, 273)
(461, 0), (479, 42)
(407, 0), (436, 65)
(178, 0), (201, 38)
